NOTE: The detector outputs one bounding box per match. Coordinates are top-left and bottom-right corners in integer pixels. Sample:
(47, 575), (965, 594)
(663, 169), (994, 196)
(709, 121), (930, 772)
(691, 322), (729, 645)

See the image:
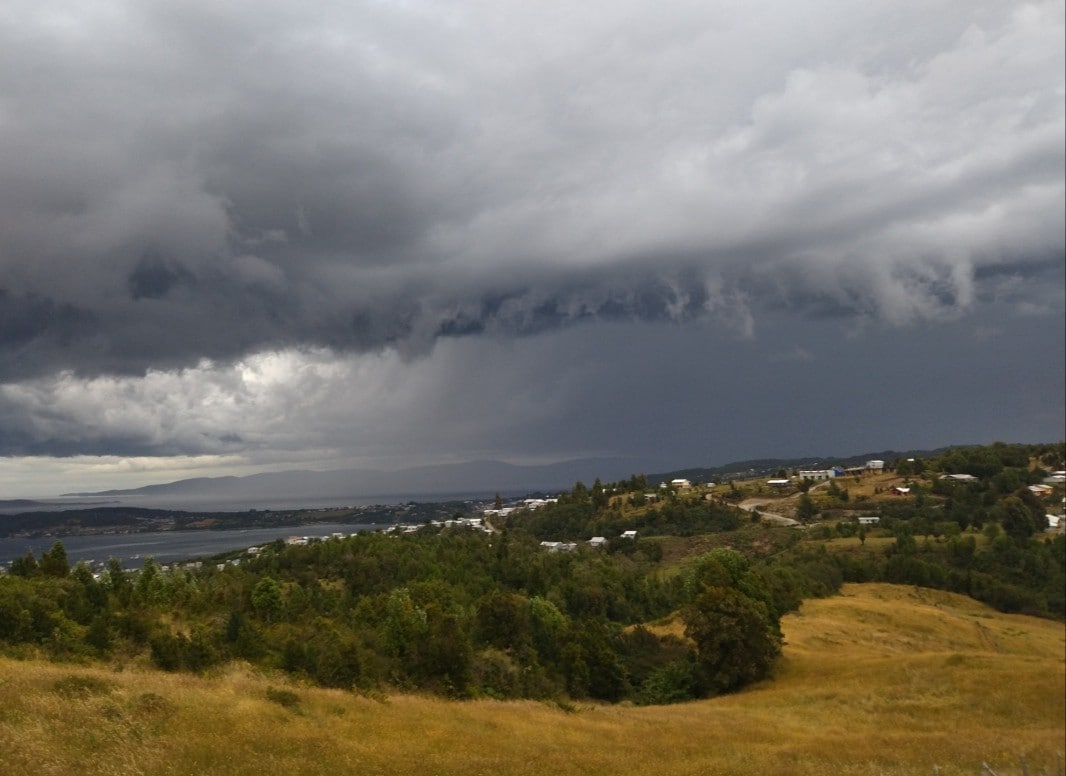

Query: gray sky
(1, 0), (1063, 497)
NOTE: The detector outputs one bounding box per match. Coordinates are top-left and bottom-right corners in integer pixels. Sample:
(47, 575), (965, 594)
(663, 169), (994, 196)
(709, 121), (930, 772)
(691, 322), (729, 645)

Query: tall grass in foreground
(0, 583), (1062, 775)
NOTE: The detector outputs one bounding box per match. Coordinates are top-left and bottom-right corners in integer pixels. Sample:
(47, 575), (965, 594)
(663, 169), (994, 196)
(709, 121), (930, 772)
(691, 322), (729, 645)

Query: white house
(866, 460), (885, 471)
(940, 473), (979, 484)
(588, 536), (608, 548)
(798, 469), (835, 481)
(767, 478), (791, 488)
(620, 530), (638, 540)
(857, 516), (880, 525)
(670, 478), (692, 489)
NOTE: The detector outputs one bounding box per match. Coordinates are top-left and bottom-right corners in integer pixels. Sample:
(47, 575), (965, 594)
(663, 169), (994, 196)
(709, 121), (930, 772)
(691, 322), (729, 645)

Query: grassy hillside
(2, 583), (1061, 776)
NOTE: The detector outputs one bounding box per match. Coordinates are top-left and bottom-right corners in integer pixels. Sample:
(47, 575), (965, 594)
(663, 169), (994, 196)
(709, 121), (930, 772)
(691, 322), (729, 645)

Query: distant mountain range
(58, 457), (664, 506)
(50, 448), (951, 510)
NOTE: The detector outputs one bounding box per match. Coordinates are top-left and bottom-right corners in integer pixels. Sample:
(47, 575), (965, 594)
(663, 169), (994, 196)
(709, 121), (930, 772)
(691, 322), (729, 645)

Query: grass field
(1, 583), (1062, 776)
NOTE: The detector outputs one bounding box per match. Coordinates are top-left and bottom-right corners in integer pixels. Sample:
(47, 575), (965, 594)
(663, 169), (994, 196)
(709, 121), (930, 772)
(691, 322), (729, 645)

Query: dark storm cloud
(0, 1), (1063, 472)
(1, 0), (1061, 384)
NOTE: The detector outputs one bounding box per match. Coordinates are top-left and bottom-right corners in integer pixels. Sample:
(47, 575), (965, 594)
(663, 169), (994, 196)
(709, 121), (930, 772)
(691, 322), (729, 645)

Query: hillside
(1, 583), (1062, 776)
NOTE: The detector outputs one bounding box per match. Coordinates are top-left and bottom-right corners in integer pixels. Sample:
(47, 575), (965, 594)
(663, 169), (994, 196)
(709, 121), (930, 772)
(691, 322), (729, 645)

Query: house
(866, 460), (885, 472)
(670, 478), (692, 489)
(1029, 484), (1054, 497)
(588, 536), (608, 548)
(940, 474), (978, 484)
(1046, 515), (1063, 532)
(857, 516), (880, 525)
(767, 478), (791, 488)
(540, 541), (576, 553)
(798, 469), (835, 481)
(890, 486), (911, 496)
(620, 530), (638, 540)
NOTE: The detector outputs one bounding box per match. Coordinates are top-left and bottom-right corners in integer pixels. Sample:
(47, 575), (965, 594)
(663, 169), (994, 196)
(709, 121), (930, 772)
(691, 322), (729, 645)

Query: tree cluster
(0, 502), (789, 705)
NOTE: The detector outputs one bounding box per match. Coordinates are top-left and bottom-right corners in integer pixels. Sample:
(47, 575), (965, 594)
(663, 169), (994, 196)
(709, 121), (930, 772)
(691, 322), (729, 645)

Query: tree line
(1, 441), (1062, 704)
(0, 516), (803, 704)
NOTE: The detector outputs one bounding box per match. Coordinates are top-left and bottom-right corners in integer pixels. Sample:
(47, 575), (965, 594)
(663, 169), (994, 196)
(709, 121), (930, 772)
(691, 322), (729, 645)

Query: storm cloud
(0, 1), (1063, 488)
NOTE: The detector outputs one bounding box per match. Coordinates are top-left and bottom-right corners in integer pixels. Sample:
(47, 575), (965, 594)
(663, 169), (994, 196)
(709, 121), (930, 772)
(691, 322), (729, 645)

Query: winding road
(736, 497), (800, 526)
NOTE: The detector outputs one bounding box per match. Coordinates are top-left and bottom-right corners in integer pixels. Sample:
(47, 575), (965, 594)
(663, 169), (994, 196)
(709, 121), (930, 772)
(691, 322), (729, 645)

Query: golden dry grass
(1, 583), (1062, 776)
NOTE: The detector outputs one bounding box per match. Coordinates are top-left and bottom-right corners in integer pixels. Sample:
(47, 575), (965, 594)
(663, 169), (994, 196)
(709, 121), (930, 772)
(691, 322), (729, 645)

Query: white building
(540, 541), (577, 553)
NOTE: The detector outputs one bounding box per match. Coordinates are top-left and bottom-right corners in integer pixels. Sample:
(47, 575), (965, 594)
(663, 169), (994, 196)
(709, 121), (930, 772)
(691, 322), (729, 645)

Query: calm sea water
(0, 523), (384, 570)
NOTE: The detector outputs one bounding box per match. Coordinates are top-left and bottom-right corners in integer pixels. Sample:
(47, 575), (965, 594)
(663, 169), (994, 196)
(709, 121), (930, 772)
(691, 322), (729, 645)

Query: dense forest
(0, 442), (1062, 706)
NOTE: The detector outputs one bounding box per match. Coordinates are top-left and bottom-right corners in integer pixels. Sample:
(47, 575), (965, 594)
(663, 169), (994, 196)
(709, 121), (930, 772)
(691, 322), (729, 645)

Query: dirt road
(737, 497), (799, 526)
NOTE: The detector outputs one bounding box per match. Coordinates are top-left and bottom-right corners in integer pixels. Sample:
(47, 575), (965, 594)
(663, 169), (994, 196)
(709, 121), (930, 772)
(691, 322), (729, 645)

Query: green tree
(529, 595), (568, 662)
(251, 577), (284, 622)
(419, 605), (473, 694)
(382, 587), (428, 661)
(135, 557), (165, 605)
(683, 586), (781, 695)
(686, 584), (780, 694)
(795, 494), (817, 524)
(39, 541), (70, 578)
(475, 591), (531, 652)
(996, 496), (1040, 541)
(9, 551), (39, 577)
(104, 557), (131, 604)
(591, 478), (609, 510)
(893, 528), (918, 555)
